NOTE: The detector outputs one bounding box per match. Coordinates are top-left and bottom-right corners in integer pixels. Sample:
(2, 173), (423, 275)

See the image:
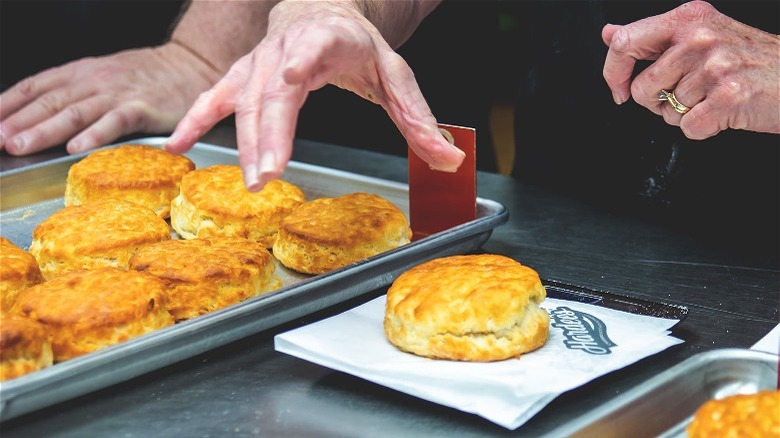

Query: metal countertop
(1, 127), (777, 437)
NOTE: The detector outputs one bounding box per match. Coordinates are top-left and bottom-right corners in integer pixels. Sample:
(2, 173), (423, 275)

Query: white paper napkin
(751, 324), (780, 355)
(275, 295), (683, 430)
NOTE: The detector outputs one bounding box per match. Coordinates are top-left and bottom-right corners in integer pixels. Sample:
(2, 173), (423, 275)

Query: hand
(0, 43), (221, 155)
(164, 0), (465, 191)
(602, 0), (780, 139)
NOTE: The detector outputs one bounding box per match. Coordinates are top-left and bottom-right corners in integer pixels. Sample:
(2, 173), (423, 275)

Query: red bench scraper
(408, 123), (477, 241)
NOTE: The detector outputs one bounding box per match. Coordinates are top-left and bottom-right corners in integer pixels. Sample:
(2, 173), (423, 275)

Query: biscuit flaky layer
(0, 312), (54, 381)
(384, 254), (550, 362)
(64, 144), (195, 218)
(687, 390), (780, 438)
(170, 164), (305, 247)
(0, 237), (44, 312)
(11, 267), (174, 362)
(273, 192), (412, 274)
(30, 199), (171, 280)
(129, 237), (281, 321)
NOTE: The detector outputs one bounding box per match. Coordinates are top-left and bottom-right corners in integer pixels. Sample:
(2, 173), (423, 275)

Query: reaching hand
(164, 0), (465, 191)
(602, 0), (780, 139)
(0, 43), (221, 155)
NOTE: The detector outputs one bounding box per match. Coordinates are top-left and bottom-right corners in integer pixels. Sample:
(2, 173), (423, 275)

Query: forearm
(169, 0), (279, 75)
(352, 0), (442, 48)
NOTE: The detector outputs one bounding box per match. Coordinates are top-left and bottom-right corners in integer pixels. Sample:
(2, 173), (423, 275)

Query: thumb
(601, 23), (622, 46)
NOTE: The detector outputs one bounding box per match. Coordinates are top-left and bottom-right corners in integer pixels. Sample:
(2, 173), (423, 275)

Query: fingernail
(259, 150), (278, 174)
(10, 136), (25, 153)
(0, 128), (6, 148)
(245, 152), (280, 191)
(243, 163), (261, 192)
(162, 133), (178, 151)
(612, 91), (624, 105)
(68, 139), (82, 153)
(451, 143), (466, 157)
(248, 151), (280, 191)
(431, 144), (465, 172)
(259, 151), (277, 173)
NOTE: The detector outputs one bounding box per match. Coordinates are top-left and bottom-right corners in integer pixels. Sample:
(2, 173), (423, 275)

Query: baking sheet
(0, 137), (509, 421)
(542, 348), (779, 437)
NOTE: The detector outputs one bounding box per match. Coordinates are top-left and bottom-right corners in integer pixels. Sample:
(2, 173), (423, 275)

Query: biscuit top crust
(129, 237), (275, 284)
(385, 254), (547, 334)
(0, 312), (49, 356)
(0, 238), (44, 288)
(12, 267), (170, 327)
(280, 192), (410, 246)
(31, 199), (170, 256)
(180, 165), (305, 218)
(67, 144), (195, 191)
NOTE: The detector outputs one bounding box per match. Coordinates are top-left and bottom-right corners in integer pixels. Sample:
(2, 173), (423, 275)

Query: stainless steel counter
(1, 127), (777, 437)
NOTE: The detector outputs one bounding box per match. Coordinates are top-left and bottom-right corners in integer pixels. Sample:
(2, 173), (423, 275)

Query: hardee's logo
(550, 306), (616, 355)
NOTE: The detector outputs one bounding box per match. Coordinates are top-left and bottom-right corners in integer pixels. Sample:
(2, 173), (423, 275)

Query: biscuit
(11, 267), (174, 362)
(0, 312), (54, 381)
(0, 237), (45, 312)
(170, 164), (306, 248)
(687, 390), (780, 438)
(65, 144), (195, 218)
(273, 192), (412, 274)
(30, 198), (171, 280)
(129, 237), (282, 321)
(384, 254), (549, 361)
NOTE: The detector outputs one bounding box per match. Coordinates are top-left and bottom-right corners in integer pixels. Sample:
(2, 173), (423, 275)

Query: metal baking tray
(542, 348), (779, 437)
(0, 137), (509, 421)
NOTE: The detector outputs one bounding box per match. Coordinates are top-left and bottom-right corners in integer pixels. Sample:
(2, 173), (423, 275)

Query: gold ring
(658, 89), (691, 115)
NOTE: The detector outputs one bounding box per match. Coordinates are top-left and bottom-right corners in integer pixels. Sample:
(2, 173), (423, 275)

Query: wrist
(158, 41), (223, 88)
(168, 37), (222, 77)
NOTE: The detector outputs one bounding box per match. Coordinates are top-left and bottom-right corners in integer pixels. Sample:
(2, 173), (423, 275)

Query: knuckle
(681, 1), (717, 18)
(702, 56), (732, 78)
(610, 27), (631, 53)
(689, 27), (718, 49)
(257, 87), (285, 106)
(640, 63), (663, 86)
(38, 93), (64, 116)
(64, 105), (87, 129)
(710, 80), (750, 108)
(15, 77), (38, 98)
(103, 106), (139, 134)
(22, 128), (43, 149)
(629, 80), (646, 100)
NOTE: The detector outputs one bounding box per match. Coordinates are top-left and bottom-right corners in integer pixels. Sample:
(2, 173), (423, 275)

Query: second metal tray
(0, 138), (508, 421)
(542, 348), (779, 437)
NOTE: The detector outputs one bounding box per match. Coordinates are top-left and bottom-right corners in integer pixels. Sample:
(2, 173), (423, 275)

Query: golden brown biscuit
(384, 254), (549, 362)
(65, 144), (195, 218)
(687, 390), (780, 438)
(0, 312), (54, 381)
(273, 192), (412, 274)
(170, 164), (305, 248)
(11, 267), (174, 362)
(0, 237), (45, 312)
(129, 237), (282, 321)
(30, 198), (171, 280)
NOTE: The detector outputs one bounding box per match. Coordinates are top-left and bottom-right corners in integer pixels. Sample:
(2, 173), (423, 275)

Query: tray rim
(0, 138), (509, 421)
(541, 348), (779, 437)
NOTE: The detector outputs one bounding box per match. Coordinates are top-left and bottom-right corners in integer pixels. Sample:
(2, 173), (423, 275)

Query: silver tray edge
(541, 348), (779, 438)
(0, 138), (509, 421)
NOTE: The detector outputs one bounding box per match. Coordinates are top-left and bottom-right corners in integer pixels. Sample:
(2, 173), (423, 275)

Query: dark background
(2, 0), (778, 257)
